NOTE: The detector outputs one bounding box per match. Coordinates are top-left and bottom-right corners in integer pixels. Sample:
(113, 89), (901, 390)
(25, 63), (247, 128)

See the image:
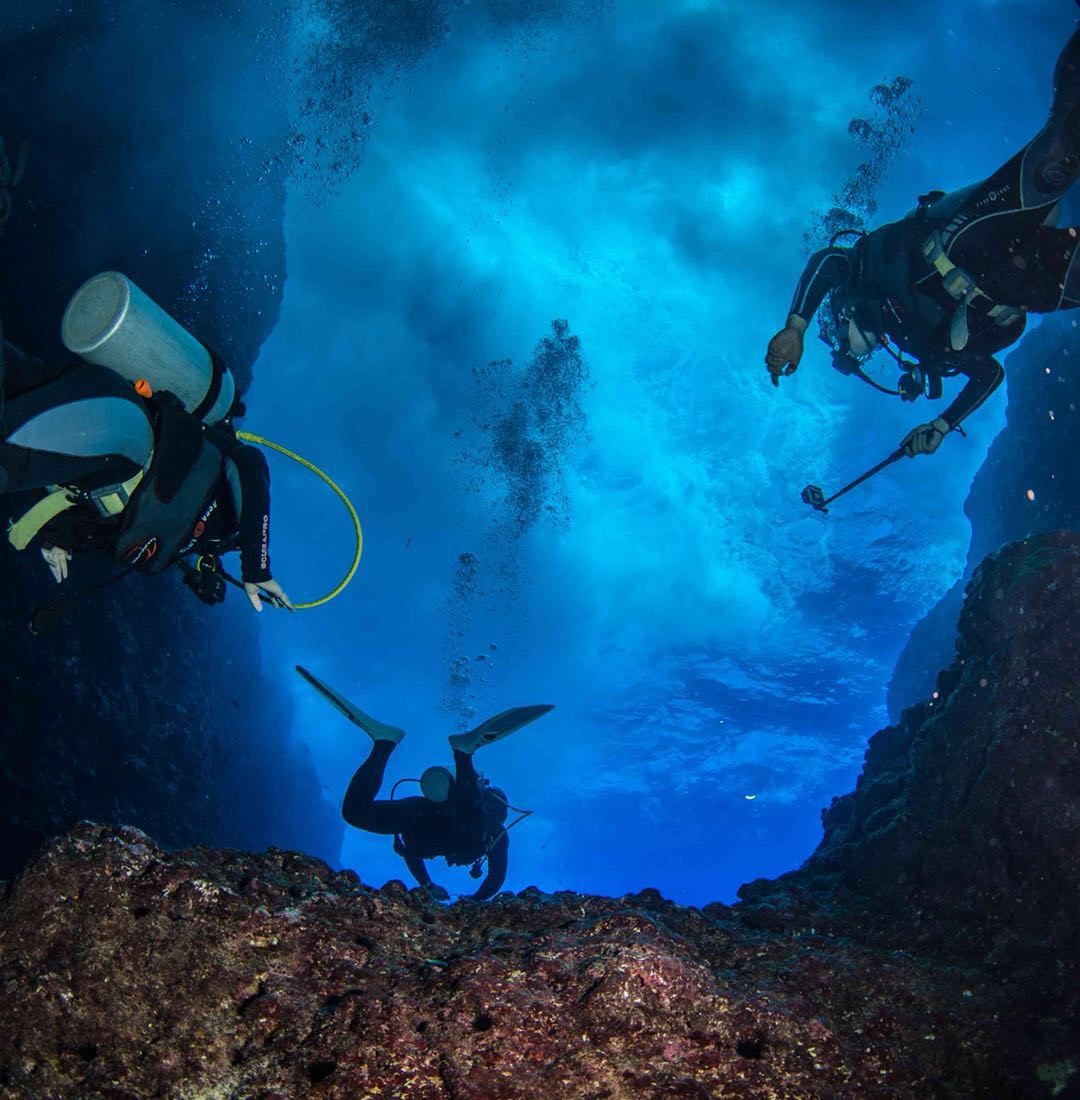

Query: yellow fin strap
(7, 488), (78, 551)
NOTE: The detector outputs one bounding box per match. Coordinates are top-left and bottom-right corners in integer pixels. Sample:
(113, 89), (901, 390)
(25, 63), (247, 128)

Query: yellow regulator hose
(236, 431), (363, 610)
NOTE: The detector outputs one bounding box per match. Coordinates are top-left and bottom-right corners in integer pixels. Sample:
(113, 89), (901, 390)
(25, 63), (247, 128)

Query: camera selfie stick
(801, 447), (905, 514)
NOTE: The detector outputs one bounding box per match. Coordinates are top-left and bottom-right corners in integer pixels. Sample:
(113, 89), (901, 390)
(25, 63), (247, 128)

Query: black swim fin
(448, 703), (555, 754)
(295, 665), (405, 743)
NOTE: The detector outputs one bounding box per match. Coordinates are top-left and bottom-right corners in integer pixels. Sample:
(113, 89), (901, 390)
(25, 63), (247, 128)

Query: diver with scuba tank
(1, 271), (293, 613)
(297, 664), (552, 903)
(767, 28), (1080, 461)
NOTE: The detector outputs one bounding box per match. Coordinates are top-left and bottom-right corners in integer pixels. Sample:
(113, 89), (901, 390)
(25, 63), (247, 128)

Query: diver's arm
(767, 248), (852, 383)
(403, 851), (448, 900)
(939, 355), (1005, 431)
(788, 247), (853, 324)
(224, 444), (272, 583)
(900, 355), (1005, 458)
(224, 444), (293, 611)
(467, 832), (508, 902)
(403, 851), (432, 886)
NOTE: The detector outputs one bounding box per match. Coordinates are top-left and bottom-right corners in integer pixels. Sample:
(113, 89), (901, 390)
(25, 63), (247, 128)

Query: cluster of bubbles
(443, 552), (485, 725)
(286, 0), (450, 194)
(441, 320), (591, 724)
(469, 319), (591, 538)
(804, 75), (923, 251)
(285, 0), (611, 200)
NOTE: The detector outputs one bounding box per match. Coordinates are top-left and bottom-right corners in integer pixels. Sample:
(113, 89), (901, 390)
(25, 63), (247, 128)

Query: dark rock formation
(2, 533), (1078, 1098)
(745, 532), (1080, 1079)
(839, 535), (1078, 927)
(0, 0), (290, 379)
(889, 194), (1080, 720)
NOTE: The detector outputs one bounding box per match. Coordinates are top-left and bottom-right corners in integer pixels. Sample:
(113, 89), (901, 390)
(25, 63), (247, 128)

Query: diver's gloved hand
(244, 577), (295, 612)
(900, 417), (951, 457)
(424, 883), (450, 902)
(40, 545), (71, 584)
(765, 314), (808, 386)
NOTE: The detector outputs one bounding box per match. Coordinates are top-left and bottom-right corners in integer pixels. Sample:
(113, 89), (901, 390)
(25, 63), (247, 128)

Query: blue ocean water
(234, 0), (1071, 904)
(6, 0), (1073, 906)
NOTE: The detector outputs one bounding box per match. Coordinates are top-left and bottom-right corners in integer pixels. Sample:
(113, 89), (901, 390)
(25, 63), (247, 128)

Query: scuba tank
(61, 271), (235, 424)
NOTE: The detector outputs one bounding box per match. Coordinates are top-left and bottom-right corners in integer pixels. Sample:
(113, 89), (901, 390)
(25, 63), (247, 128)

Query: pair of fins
(295, 664), (553, 748)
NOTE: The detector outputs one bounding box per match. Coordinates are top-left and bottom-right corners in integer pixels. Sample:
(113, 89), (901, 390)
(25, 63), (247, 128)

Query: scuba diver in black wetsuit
(0, 275), (292, 613)
(296, 666), (553, 902)
(767, 28), (1080, 460)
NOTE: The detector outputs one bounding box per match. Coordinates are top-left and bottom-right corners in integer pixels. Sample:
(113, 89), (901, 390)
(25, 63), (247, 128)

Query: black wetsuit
(790, 29), (1080, 431)
(342, 741), (510, 902)
(0, 344), (273, 583)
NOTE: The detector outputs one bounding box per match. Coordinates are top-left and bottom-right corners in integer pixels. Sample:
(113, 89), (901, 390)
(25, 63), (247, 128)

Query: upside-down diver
(297, 665), (553, 902)
(767, 29), (1080, 462)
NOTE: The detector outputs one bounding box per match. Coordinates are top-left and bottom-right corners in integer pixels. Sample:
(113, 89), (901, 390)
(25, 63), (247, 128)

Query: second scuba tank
(61, 271), (235, 424)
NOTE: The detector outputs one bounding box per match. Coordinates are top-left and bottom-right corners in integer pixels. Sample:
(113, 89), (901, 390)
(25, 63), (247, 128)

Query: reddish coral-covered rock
(0, 823), (1011, 1099)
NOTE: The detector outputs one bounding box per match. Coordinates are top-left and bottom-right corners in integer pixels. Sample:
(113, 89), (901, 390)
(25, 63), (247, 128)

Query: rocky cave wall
(889, 196), (1080, 719)
(0, 1), (342, 875)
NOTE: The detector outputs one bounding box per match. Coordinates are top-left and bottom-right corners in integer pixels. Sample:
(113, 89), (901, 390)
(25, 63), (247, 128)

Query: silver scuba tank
(61, 271), (236, 424)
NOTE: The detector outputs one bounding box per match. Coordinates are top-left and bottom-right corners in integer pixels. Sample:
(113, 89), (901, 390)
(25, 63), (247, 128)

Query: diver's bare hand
(765, 315), (808, 386)
(244, 578), (295, 612)
(41, 545), (71, 584)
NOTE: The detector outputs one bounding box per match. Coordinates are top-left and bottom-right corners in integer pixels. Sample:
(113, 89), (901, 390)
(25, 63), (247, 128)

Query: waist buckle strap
(6, 452), (152, 551)
(922, 231), (1024, 350)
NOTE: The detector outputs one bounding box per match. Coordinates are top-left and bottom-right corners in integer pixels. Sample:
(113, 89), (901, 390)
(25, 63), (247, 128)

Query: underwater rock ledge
(889, 303), (1080, 720)
(2, 532), (1080, 1099)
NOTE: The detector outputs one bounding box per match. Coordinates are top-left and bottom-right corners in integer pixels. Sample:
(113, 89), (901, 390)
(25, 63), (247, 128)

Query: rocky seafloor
(2, 531), (1079, 1099)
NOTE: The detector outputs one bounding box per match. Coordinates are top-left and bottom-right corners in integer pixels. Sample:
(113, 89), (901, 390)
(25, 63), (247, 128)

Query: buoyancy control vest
(858, 193), (1027, 357)
(60, 272), (245, 571)
(113, 396), (237, 573)
(825, 193), (1028, 402)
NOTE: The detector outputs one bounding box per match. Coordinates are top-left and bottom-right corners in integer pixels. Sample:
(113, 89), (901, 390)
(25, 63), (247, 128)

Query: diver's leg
(944, 30), (1080, 262)
(450, 748), (484, 815)
(1021, 27), (1080, 206)
(999, 224), (1080, 312)
(341, 740), (420, 834)
(453, 749), (480, 792)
